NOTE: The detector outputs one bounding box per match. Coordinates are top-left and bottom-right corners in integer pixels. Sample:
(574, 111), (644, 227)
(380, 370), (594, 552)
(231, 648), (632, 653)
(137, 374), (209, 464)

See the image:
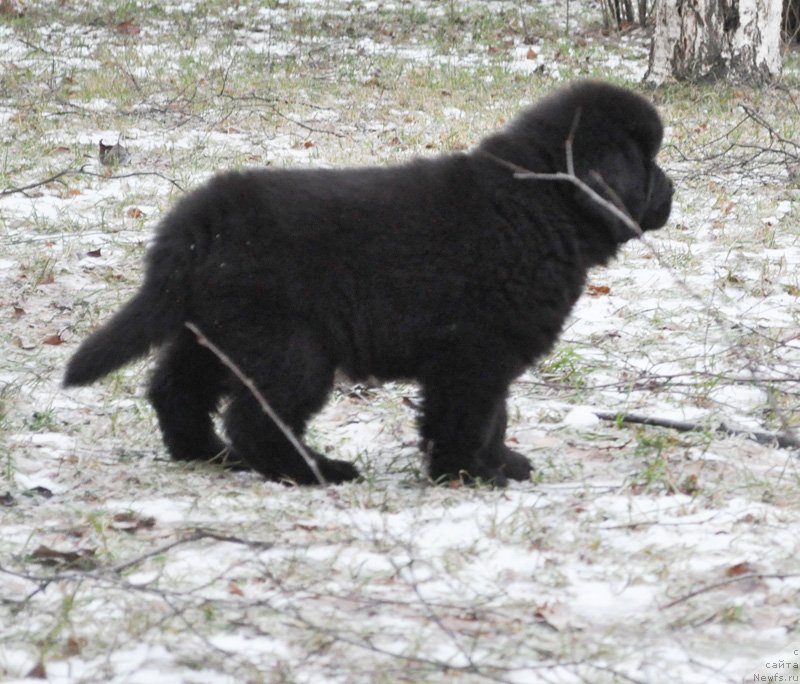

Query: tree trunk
(645, 0), (783, 84)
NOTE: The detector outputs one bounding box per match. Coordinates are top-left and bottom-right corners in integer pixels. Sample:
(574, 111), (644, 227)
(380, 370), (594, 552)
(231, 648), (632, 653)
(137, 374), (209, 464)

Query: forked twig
(480, 113), (642, 238)
(184, 322), (327, 486)
(481, 150), (643, 239)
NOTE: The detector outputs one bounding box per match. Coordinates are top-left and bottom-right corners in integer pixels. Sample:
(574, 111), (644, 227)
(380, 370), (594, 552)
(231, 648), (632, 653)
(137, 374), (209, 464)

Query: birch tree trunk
(645, 0), (783, 84)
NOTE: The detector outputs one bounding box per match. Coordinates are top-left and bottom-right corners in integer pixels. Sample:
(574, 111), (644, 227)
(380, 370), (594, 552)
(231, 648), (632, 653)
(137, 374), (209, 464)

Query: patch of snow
(561, 406), (602, 429)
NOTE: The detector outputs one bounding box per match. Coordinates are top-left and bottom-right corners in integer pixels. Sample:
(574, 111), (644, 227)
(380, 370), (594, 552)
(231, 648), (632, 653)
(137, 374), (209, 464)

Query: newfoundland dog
(64, 80), (673, 485)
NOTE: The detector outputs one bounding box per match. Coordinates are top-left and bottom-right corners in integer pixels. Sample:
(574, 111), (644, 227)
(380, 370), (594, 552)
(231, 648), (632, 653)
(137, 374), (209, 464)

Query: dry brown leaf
(43, 333), (63, 346)
(64, 637), (86, 657)
(110, 512), (156, 533)
(30, 545), (97, 569)
(587, 284), (611, 296)
(726, 561), (757, 577)
(678, 474), (700, 495)
(116, 20), (141, 36)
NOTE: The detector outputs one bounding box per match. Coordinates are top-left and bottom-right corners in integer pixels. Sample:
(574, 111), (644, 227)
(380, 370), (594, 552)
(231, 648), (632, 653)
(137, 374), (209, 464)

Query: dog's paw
(316, 456), (360, 484)
(436, 448), (532, 488)
(496, 447), (533, 481)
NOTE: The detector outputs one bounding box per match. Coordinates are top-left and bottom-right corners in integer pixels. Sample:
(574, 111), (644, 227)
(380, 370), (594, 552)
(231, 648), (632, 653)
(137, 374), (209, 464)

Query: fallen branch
(593, 410), (800, 450)
(660, 572), (800, 610)
(79, 168), (185, 192)
(221, 91), (347, 138)
(108, 528), (274, 575)
(668, 103), (800, 184)
(184, 322), (328, 485)
(0, 166), (184, 198)
(739, 103), (800, 154)
(0, 166), (81, 197)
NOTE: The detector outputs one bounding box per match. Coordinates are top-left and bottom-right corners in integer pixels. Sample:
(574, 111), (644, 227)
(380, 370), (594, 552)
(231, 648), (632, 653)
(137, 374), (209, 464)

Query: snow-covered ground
(1, 1), (798, 682)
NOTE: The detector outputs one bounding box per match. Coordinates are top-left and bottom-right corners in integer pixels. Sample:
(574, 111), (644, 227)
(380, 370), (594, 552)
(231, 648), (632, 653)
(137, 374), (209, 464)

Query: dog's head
(485, 81), (673, 243)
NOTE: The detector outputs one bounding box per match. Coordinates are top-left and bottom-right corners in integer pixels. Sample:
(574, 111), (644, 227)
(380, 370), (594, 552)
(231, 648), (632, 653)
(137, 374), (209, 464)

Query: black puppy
(64, 81), (673, 485)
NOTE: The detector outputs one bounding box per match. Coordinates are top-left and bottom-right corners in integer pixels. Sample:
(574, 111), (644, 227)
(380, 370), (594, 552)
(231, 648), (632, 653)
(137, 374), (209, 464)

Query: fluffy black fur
(64, 81), (673, 485)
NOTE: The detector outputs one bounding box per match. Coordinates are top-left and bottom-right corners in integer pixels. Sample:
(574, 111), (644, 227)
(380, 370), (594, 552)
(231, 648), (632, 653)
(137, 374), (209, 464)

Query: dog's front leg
(420, 375), (530, 486)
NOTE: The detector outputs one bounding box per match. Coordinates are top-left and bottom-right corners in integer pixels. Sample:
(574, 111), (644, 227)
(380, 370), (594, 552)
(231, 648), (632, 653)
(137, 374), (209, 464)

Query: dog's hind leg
(219, 322), (360, 485)
(148, 328), (229, 464)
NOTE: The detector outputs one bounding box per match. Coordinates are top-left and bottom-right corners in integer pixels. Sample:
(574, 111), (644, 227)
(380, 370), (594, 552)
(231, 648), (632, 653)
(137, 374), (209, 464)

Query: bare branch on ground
(592, 410), (800, 449)
(0, 167), (185, 197)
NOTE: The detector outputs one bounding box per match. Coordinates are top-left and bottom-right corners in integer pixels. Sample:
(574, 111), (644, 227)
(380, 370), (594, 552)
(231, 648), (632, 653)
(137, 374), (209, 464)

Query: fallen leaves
(586, 284), (611, 296)
(109, 512), (156, 533)
(42, 333), (64, 346)
(725, 561), (758, 577)
(116, 20), (141, 36)
(29, 545), (98, 570)
(64, 636), (87, 657)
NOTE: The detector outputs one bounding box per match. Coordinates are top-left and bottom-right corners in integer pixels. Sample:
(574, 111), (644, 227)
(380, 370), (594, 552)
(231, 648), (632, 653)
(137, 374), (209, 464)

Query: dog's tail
(63, 240), (190, 388)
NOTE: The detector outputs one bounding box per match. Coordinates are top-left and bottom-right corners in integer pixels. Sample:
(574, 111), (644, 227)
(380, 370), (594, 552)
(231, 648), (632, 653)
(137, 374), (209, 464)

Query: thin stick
(565, 107), (582, 177)
(592, 410), (800, 450)
(0, 166), (79, 197)
(109, 529), (273, 574)
(660, 573), (800, 610)
(0, 166), (184, 197)
(184, 322), (327, 486)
